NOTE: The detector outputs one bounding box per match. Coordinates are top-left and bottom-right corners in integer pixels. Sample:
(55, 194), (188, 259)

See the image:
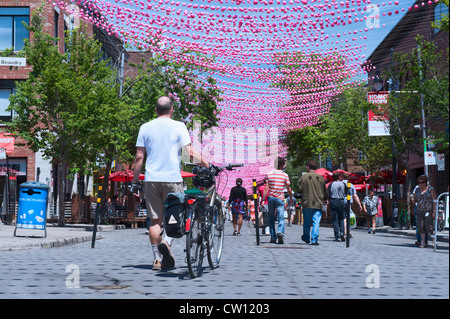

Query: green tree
(382, 35), (449, 215)
(432, 0), (449, 32)
(5, 6), (223, 226)
(322, 86), (391, 173)
(5, 7), (126, 225)
(283, 86), (391, 177)
(284, 125), (327, 169)
(123, 50), (222, 131)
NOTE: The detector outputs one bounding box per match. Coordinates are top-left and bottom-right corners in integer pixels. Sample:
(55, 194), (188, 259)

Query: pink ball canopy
(50, 0), (427, 196)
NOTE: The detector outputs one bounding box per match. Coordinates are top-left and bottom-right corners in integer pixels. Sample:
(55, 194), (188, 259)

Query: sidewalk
(1, 222), (447, 251)
(355, 225), (449, 243)
(0, 223), (120, 251)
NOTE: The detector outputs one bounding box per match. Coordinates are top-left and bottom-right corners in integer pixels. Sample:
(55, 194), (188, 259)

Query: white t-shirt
(136, 117), (191, 182)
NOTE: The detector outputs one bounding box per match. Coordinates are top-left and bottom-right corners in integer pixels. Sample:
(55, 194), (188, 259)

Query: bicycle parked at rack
(184, 162), (243, 278)
(437, 199), (447, 232)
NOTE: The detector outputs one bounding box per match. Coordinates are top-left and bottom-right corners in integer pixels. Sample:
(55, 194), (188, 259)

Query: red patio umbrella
(353, 184), (380, 192)
(315, 168), (332, 182)
(331, 169), (367, 184)
(366, 169), (405, 185)
(101, 170), (196, 182)
(0, 167), (23, 176)
(108, 169), (145, 182)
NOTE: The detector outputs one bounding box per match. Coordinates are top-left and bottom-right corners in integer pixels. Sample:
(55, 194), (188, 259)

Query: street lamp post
(372, 74), (398, 227)
(389, 79), (399, 228)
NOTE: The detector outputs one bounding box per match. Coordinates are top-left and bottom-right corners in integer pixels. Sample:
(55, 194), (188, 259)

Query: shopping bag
(349, 211), (357, 229)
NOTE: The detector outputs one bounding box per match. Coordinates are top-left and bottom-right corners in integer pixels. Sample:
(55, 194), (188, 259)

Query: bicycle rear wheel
(186, 215), (204, 278)
(207, 205), (225, 269)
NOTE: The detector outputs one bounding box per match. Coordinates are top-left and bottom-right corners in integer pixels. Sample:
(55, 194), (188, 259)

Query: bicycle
(398, 208), (411, 230)
(184, 162), (243, 278)
(436, 199), (446, 232)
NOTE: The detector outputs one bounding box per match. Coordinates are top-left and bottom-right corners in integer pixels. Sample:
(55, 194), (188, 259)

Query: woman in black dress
(227, 178), (248, 236)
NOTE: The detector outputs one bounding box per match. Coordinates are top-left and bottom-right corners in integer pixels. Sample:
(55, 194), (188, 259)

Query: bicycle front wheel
(186, 215), (204, 278)
(207, 205), (225, 269)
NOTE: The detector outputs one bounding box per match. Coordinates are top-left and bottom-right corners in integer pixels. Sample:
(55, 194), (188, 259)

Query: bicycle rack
(433, 192), (449, 252)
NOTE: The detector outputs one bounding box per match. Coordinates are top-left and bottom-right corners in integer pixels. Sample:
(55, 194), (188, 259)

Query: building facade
(364, 0), (449, 195)
(0, 0), (129, 215)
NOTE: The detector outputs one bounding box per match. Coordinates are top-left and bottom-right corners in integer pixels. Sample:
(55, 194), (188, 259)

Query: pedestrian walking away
(257, 178), (270, 236)
(342, 172), (362, 238)
(412, 175), (437, 248)
(362, 190), (379, 234)
(228, 178), (248, 236)
(131, 96), (209, 271)
(328, 172), (346, 242)
(264, 157), (294, 244)
(297, 160), (328, 245)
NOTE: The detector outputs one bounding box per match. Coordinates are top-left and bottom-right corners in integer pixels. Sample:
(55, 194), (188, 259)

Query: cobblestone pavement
(0, 221), (448, 299)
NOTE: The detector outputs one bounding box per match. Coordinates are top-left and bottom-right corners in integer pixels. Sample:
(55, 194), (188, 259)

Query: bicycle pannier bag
(163, 192), (186, 238)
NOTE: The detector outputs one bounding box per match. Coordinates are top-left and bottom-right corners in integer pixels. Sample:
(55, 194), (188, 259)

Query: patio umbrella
(103, 170), (195, 182)
(366, 169), (406, 185)
(315, 168), (332, 182)
(0, 167), (23, 176)
(108, 170), (145, 182)
(332, 169), (366, 184)
(353, 184), (380, 192)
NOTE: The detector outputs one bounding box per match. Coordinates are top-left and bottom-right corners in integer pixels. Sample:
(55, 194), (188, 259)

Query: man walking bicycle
(132, 96), (208, 270)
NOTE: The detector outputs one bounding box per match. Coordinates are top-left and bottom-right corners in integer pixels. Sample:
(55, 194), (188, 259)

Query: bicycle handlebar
(184, 162), (243, 172)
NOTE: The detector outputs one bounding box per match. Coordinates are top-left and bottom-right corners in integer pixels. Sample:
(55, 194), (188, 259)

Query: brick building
(364, 0), (449, 196)
(0, 0), (129, 213)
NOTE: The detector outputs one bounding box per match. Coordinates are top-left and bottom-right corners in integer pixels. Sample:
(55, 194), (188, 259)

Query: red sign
(367, 92), (390, 136)
(367, 92), (389, 105)
(0, 132), (15, 154)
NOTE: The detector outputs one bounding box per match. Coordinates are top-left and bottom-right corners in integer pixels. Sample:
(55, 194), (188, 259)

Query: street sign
(0, 57), (26, 67)
(437, 153), (445, 171)
(424, 151), (437, 165)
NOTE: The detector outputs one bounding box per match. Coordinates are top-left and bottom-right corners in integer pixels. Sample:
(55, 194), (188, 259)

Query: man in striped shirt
(263, 157), (294, 244)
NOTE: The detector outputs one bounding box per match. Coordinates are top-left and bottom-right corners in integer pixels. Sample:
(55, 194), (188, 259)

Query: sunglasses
(418, 181), (426, 184)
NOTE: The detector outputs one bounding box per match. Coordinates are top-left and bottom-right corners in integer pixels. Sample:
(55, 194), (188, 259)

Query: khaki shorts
(143, 181), (184, 220)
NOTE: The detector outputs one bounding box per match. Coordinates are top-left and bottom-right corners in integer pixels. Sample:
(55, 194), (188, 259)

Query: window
(0, 7), (30, 51)
(0, 88), (13, 121)
(54, 10), (59, 45)
(434, 1), (449, 33)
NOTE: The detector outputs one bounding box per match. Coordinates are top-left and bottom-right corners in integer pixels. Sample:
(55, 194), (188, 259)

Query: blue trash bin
(14, 181), (50, 237)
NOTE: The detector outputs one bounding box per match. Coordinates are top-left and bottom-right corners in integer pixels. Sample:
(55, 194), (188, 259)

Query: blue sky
(100, 0), (418, 82)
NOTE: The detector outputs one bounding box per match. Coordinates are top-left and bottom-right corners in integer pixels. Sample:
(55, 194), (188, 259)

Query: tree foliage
(4, 5), (221, 224)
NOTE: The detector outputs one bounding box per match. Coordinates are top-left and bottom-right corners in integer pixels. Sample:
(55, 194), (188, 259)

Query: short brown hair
(417, 174), (428, 184)
(332, 172), (341, 181)
(306, 160), (317, 170)
(275, 157), (286, 170)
